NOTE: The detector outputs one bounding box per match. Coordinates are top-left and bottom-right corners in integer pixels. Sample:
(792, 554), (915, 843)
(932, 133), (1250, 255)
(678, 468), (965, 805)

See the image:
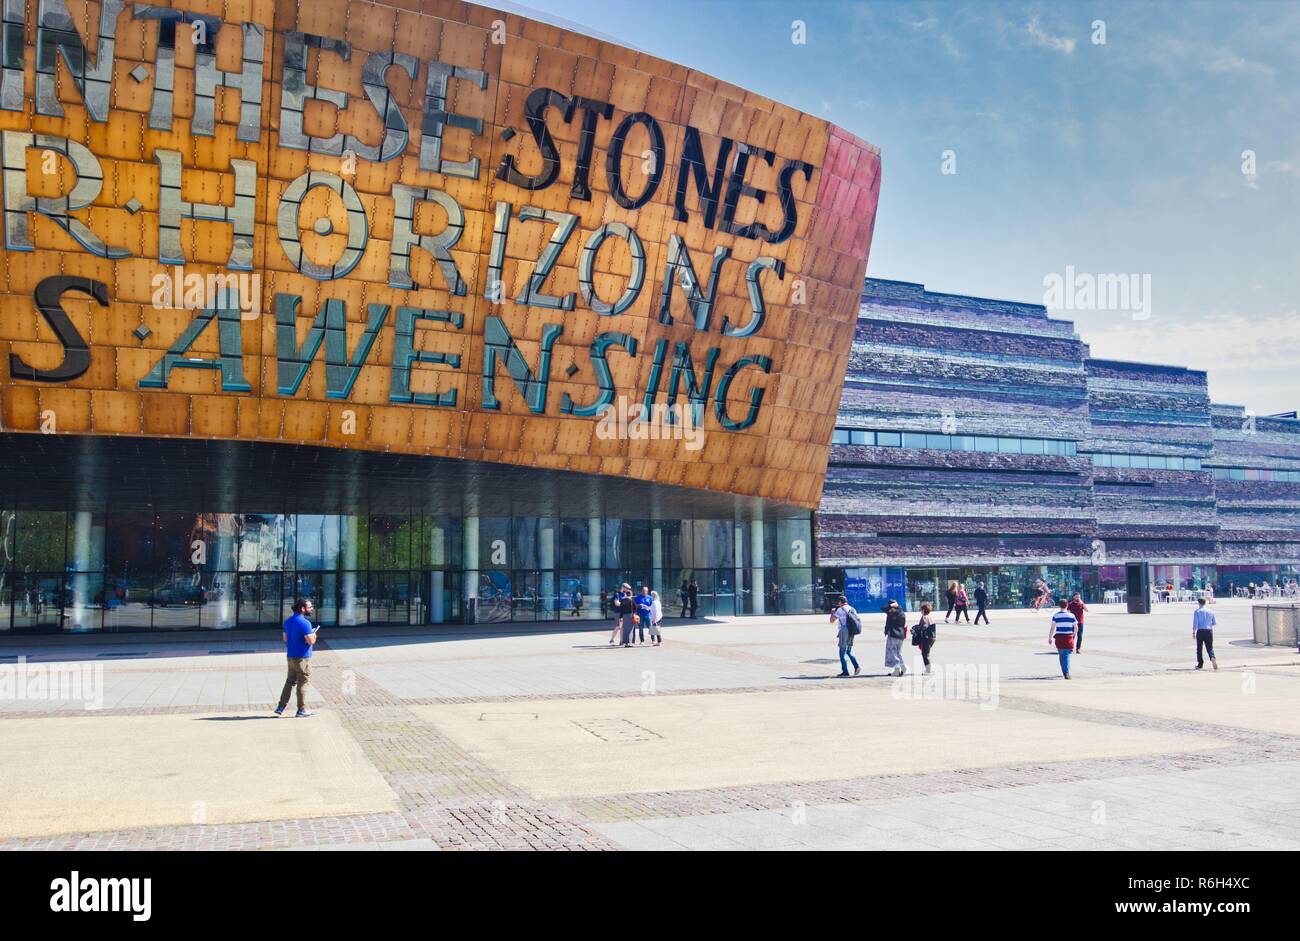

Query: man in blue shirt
(631, 586), (654, 646)
(276, 598), (318, 717)
(1192, 597), (1218, 670)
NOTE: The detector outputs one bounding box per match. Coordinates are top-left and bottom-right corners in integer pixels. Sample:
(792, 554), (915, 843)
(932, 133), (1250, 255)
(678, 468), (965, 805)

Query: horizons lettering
(1, 4), (815, 435)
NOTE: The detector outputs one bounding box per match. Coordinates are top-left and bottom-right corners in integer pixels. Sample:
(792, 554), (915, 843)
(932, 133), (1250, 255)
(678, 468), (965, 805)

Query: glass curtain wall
(0, 509), (814, 632)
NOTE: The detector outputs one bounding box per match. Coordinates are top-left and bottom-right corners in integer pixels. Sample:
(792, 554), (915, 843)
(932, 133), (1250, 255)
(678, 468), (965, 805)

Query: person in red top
(1067, 592), (1088, 653)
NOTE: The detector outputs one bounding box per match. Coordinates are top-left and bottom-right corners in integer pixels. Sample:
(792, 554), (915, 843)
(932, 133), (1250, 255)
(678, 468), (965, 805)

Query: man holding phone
(275, 598), (318, 717)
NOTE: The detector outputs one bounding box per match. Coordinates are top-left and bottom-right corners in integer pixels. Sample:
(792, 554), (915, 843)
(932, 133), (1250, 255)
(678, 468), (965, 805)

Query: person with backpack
(829, 596), (861, 677)
(912, 602), (937, 675)
(883, 599), (908, 676)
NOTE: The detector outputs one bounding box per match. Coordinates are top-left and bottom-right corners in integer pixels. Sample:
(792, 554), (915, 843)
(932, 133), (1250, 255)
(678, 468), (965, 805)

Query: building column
(750, 518), (766, 616)
(212, 519), (236, 629)
(68, 511), (103, 630)
(463, 515), (479, 624)
(429, 521), (446, 624)
(340, 514), (359, 625)
(733, 523), (745, 616)
(652, 525), (664, 597)
(586, 516), (601, 619)
(539, 519), (556, 620)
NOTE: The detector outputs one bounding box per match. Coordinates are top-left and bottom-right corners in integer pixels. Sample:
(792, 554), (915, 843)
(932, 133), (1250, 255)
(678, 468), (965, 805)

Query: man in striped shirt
(1193, 597), (1218, 670)
(1048, 598), (1078, 679)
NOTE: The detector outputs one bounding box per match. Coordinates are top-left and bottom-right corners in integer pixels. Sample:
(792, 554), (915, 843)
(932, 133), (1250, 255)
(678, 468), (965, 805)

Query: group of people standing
(608, 583), (664, 647)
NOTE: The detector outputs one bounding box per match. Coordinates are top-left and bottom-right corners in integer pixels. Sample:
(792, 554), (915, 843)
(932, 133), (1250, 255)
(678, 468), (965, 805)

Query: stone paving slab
(1005, 669), (1300, 736)
(0, 710), (399, 839)
(411, 687), (1232, 800)
(588, 760), (1300, 851)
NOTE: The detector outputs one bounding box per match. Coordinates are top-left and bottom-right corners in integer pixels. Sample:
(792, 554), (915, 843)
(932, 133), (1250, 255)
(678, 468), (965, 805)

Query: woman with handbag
(953, 585), (970, 623)
(912, 602), (937, 675)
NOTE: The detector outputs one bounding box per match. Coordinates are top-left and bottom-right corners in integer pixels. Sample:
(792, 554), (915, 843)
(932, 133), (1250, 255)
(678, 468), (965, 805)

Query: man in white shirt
(1048, 598), (1078, 679)
(829, 597), (860, 677)
(1192, 597), (1218, 670)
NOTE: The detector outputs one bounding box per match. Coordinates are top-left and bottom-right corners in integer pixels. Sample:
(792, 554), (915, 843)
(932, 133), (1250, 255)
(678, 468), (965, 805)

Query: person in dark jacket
(883, 600), (908, 676)
(687, 579), (699, 618)
(973, 582), (990, 624)
(944, 581), (958, 622)
(912, 602), (937, 674)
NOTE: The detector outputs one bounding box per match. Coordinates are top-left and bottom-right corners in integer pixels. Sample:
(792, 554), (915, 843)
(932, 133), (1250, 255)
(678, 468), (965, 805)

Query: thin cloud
(1025, 16), (1076, 55)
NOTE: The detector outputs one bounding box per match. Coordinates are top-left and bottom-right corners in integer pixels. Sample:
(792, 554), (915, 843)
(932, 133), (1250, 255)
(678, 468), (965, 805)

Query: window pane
(1114, 454), (1132, 468)
(997, 438), (1021, 453)
(903, 432), (927, 449)
(238, 514), (285, 571)
(850, 430), (871, 445)
(294, 515), (340, 570)
(926, 434), (951, 450)
(955, 436), (974, 451)
(1021, 438), (1045, 455)
(16, 511), (66, 571)
(974, 436), (997, 452)
(832, 429), (850, 444)
(876, 432), (902, 447)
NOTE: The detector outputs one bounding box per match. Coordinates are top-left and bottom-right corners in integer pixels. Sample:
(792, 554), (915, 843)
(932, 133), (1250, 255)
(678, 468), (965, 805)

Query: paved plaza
(1, 598), (1297, 850)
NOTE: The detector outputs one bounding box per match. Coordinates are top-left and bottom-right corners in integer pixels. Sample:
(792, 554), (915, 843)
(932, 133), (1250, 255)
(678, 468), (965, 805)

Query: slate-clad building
(821, 279), (1300, 611)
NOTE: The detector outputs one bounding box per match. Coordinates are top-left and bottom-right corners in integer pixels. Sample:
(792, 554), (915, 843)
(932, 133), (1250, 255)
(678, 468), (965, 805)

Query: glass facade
(0, 509), (813, 633)
(1091, 453), (1203, 470)
(832, 427), (1077, 456)
(815, 564), (1263, 611)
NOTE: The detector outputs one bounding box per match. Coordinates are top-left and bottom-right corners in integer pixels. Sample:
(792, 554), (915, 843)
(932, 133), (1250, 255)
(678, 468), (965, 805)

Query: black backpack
(844, 607), (862, 635)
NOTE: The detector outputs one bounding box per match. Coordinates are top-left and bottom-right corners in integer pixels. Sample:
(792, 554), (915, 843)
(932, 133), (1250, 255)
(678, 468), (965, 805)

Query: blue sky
(516, 0), (1300, 412)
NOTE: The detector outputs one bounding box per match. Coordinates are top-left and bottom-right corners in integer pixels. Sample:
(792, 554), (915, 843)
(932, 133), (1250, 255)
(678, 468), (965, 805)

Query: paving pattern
(0, 599), (1297, 850)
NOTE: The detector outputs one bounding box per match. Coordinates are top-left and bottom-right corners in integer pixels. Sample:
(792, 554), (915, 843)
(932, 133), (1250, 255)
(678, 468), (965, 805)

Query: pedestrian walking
(649, 589), (663, 645)
(973, 581), (990, 624)
(687, 578), (699, 618)
(1049, 598), (1077, 679)
(572, 587), (584, 617)
(679, 580), (689, 617)
(883, 599), (908, 676)
(275, 598), (317, 717)
(1067, 592), (1088, 653)
(944, 580), (958, 622)
(768, 581), (780, 613)
(829, 595), (861, 677)
(1193, 597), (1218, 670)
(912, 602), (937, 674)
(953, 584), (971, 622)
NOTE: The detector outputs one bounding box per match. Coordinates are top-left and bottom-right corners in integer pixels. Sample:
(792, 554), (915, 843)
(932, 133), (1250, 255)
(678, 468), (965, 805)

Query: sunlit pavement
(1, 598), (1297, 850)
